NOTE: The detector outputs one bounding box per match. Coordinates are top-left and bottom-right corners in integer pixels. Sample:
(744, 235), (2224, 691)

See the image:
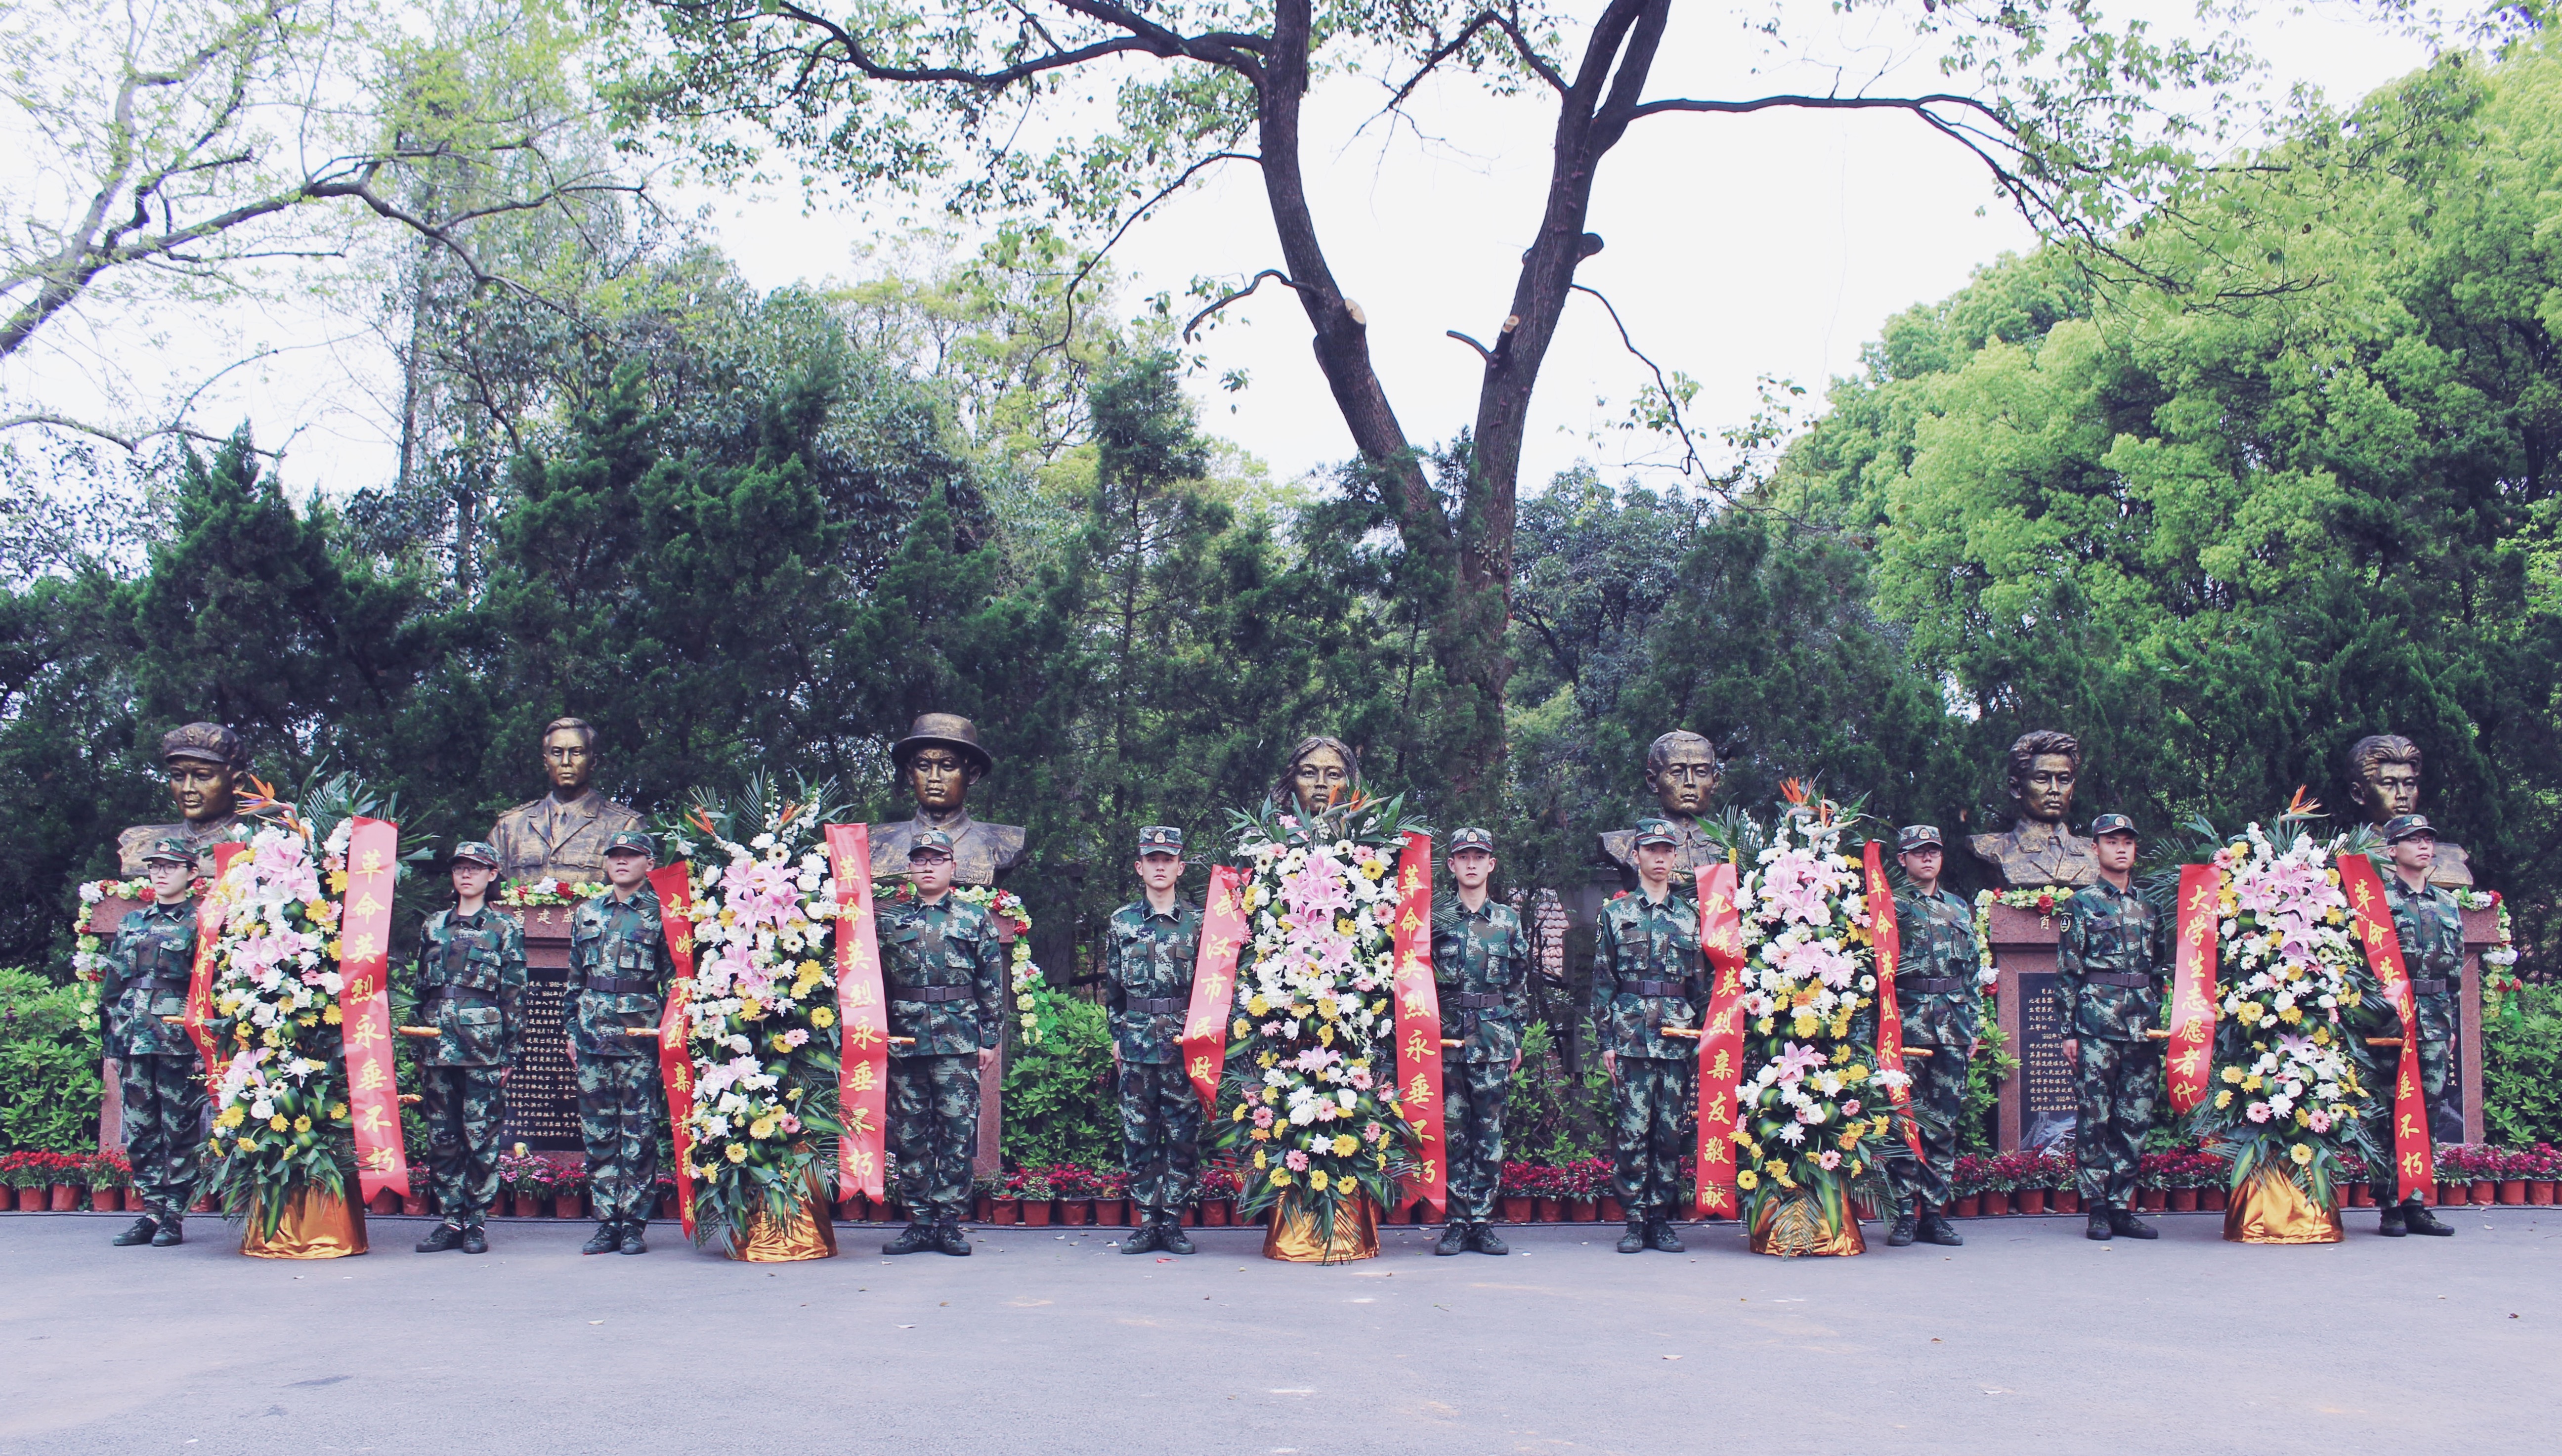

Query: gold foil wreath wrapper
(732, 1163), (840, 1263)
(2222, 1166), (2344, 1245)
(240, 1185), (369, 1260)
(1262, 1194), (1379, 1264)
(1749, 1190), (1867, 1257)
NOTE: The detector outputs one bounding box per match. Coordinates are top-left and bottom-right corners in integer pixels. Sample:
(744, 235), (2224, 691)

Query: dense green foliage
(2487, 985), (2562, 1146)
(0, 969), (100, 1152)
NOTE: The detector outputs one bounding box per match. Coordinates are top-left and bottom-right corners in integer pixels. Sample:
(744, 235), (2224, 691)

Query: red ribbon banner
(338, 818), (409, 1201)
(648, 862), (699, 1239)
(1693, 862), (1749, 1218)
(2166, 865), (2222, 1115)
(825, 824), (890, 1202)
(183, 841), (246, 1084)
(1863, 841), (1924, 1162)
(2341, 853), (2434, 1204)
(1389, 833), (1445, 1220)
(1180, 865), (1247, 1115)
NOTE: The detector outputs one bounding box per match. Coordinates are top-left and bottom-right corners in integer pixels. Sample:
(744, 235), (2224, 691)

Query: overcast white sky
(6, 2), (2442, 503)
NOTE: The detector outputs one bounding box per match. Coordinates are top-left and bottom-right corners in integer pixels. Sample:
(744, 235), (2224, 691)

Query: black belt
(892, 985), (973, 1003)
(1452, 992), (1504, 1009)
(1901, 978), (1965, 994)
(2084, 972), (2155, 988)
(423, 986), (498, 1004)
(1125, 996), (1187, 1015)
(136, 977), (190, 992)
(584, 976), (656, 995)
(1623, 980), (1691, 997)
(2409, 979), (2452, 996)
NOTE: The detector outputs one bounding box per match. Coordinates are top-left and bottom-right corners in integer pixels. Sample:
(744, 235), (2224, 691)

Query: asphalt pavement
(3, 1206), (2555, 1455)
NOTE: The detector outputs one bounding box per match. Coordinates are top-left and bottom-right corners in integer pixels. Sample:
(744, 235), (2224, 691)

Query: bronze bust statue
(487, 717), (644, 884)
(2346, 734), (2471, 887)
(1274, 733), (1361, 820)
(116, 723), (250, 872)
(1597, 730), (1725, 887)
(1968, 729), (2100, 889)
(867, 713), (1028, 887)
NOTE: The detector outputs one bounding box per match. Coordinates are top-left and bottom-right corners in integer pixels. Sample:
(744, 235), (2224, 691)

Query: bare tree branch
(1182, 268), (1300, 343)
(1039, 150), (1260, 357)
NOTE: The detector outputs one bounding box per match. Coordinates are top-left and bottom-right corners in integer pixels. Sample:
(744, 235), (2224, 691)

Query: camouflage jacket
(2055, 878), (2165, 1042)
(879, 895), (1006, 1058)
(1892, 887), (1982, 1049)
(409, 905), (528, 1068)
(1431, 898), (1531, 1064)
(1102, 897), (1200, 1065)
(565, 890), (670, 1059)
(1586, 887), (1705, 1060)
(2386, 873), (2465, 1048)
(101, 898), (199, 1058)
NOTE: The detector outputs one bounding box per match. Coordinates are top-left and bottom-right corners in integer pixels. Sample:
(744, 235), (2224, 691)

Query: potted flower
(1017, 1168), (1055, 1227)
(2164, 1147), (2200, 1214)
(2529, 1145), (2560, 1206)
(1496, 1160), (1537, 1225)
(1051, 1164), (1094, 1226)
(2038, 1146), (2080, 1215)
(656, 1170), (682, 1223)
(1978, 1153), (2015, 1215)
(1950, 1154), (1984, 1219)
(2339, 1152), (2371, 1208)
(1199, 1165), (1238, 1226)
(402, 1165), (432, 1217)
(1096, 1167), (1133, 1228)
(2133, 1151), (2171, 1213)
(1564, 1158), (1601, 1223)
(552, 1161), (588, 1219)
(86, 1152), (131, 1212)
(2497, 1147), (2529, 1206)
(496, 1150), (536, 1219)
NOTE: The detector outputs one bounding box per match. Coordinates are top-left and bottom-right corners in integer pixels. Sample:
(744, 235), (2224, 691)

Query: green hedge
(2485, 984), (2562, 1149)
(0, 967), (101, 1153)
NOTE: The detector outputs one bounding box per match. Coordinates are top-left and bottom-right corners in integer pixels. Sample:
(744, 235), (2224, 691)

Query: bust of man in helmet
(867, 714), (1029, 888)
(116, 722), (252, 873)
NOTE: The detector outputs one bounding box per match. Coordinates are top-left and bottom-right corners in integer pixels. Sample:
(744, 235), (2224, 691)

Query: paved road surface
(3, 1208), (2554, 1455)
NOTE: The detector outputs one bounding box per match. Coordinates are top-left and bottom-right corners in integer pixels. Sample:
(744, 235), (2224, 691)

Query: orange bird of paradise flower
(1779, 778), (1810, 806)
(2286, 785), (2323, 819)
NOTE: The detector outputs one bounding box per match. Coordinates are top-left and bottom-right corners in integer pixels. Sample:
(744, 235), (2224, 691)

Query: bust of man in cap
(1597, 730), (1725, 890)
(1968, 729), (2100, 890)
(116, 722), (251, 873)
(868, 713), (1028, 888)
(487, 717), (645, 885)
(2345, 734), (2471, 888)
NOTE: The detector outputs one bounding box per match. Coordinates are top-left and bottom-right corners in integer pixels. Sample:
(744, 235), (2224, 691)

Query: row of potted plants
(0, 1151), (133, 1211)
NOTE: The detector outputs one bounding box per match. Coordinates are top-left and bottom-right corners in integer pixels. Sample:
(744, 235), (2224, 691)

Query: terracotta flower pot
(2204, 1187), (2228, 1211)
(401, 1193), (428, 1216)
(1108, 1198), (1135, 1226)
(49, 1184), (77, 1211)
(663, 1195), (683, 1221)
(1499, 1195), (1533, 1223)
(2437, 1183), (2463, 1206)
(1059, 1198), (1091, 1227)
(370, 1189), (399, 1215)
(2018, 1188), (2048, 1215)
(2347, 1185), (2370, 1207)
(2470, 1179), (2495, 1205)
(2138, 1189), (2167, 1212)
(193, 1196), (216, 1213)
(2054, 1190), (2081, 1214)
(2498, 1180), (2524, 1206)
(1953, 1195), (1980, 1218)
(90, 1187), (121, 1212)
(1534, 1197), (1561, 1223)
(1567, 1199), (1597, 1222)
(555, 1193), (585, 1218)
(2167, 1188), (2197, 1213)
(1599, 1196), (1625, 1223)
(975, 1195), (994, 1222)
(2530, 1181), (2556, 1206)
(1981, 1191), (2010, 1215)
(987, 1198), (1015, 1225)
(1206, 1199), (1233, 1227)
(14, 1188), (40, 1211)
(1182, 1206), (1200, 1226)
(1022, 1200), (1052, 1227)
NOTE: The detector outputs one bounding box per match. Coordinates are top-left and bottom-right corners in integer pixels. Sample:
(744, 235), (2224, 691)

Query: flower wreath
(72, 873), (207, 1028)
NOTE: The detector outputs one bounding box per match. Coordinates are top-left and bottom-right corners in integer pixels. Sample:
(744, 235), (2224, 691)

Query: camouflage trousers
(1116, 1059), (1201, 1216)
(1886, 1039), (1972, 1214)
(422, 1064), (505, 1227)
(2073, 1037), (2160, 1208)
(576, 1053), (660, 1224)
(117, 1054), (205, 1221)
(1441, 1055), (1511, 1223)
(1610, 1055), (1695, 1213)
(890, 1053), (980, 1221)
(2368, 1023), (2460, 1205)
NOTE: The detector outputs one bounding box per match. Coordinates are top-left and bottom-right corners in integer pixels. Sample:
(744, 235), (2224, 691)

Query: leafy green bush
(2485, 983), (2562, 1149)
(1001, 996), (1116, 1169)
(1501, 1021), (1611, 1164)
(0, 966), (102, 1152)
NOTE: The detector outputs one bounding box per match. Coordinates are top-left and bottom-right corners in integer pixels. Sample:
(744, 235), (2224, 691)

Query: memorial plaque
(89, 895), (139, 1155)
(503, 904), (584, 1152)
(2012, 969), (2076, 1150)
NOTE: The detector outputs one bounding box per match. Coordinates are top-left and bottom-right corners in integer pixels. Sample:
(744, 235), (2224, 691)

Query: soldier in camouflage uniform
(566, 830), (670, 1256)
(1432, 827), (1531, 1257)
(2058, 814), (2165, 1241)
(1105, 825), (1204, 1256)
(407, 841), (526, 1253)
(880, 829), (1006, 1257)
(100, 838), (205, 1246)
(1588, 819), (1706, 1254)
(2362, 814), (2460, 1237)
(1883, 824), (1981, 1249)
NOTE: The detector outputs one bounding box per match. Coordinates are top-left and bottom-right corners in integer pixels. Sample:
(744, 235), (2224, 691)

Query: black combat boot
(581, 1220), (621, 1255)
(1467, 1223), (1510, 1256)
(150, 1218), (184, 1247)
(2086, 1208), (2114, 1241)
(881, 1220), (937, 1255)
(933, 1216), (972, 1256)
(1645, 1210), (1685, 1253)
(1433, 1221), (1470, 1256)
(461, 1224), (489, 1254)
(111, 1216), (159, 1247)
(1886, 1211), (1919, 1247)
(2377, 1202), (2409, 1237)
(1121, 1220), (1162, 1254)
(2404, 1203), (2455, 1237)
(1157, 1216), (1195, 1256)
(1917, 1210), (1965, 1246)
(415, 1222), (464, 1253)
(618, 1220), (648, 1255)
(2107, 1206), (2159, 1240)
(1616, 1217), (1648, 1254)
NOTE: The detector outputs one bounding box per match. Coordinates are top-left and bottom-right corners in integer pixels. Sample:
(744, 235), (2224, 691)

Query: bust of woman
(1276, 735), (1362, 821)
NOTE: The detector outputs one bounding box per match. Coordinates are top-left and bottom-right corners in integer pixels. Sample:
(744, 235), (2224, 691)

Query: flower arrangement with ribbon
(1719, 788), (1906, 1230)
(663, 776), (848, 1249)
(2456, 888), (2523, 1027)
(1207, 793), (1426, 1244)
(2183, 818), (2380, 1206)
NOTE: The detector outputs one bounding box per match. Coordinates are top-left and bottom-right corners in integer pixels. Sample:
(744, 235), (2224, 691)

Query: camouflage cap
(907, 829), (956, 859)
(1897, 824), (1945, 853)
(1137, 825), (1184, 855)
(2383, 814), (2436, 843)
(602, 830), (656, 859)
(161, 721), (246, 771)
(1448, 827), (1495, 854)
(450, 840), (502, 868)
(139, 836), (197, 866)
(2089, 813), (2139, 841)
(1631, 817), (1679, 848)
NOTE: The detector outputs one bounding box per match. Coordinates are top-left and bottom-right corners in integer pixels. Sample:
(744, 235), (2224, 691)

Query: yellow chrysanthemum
(1332, 1135), (1357, 1157)
(797, 959), (822, 979)
(2278, 1005), (2304, 1025)
(1309, 1170), (1330, 1192)
(2242, 1074), (2264, 1092)
(2236, 1003), (2264, 1025)
(2289, 1143), (2313, 1166)
(2221, 1066), (2246, 1085)
(1247, 994), (1271, 1016)
(1317, 1025), (1335, 1047)
(268, 1114), (289, 1132)
(292, 1114), (312, 1133)
(1844, 1066), (1871, 1083)
(328, 869), (350, 894)
(1735, 1169), (1760, 1190)
(1253, 1151), (1268, 1170)
(749, 1116), (777, 1140)
(322, 1004), (342, 1025)
(235, 1137), (257, 1153)
(328, 1102), (347, 1120)
(2215, 1090), (2234, 1110)
(1233, 1104), (1248, 1122)
(1763, 1159), (1787, 1178)
(1249, 1127), (1269, 1142)
(725, 1143), (748, 1163)
(1270, 1170), (1293, 1187)
(1233, 1018), (1252, 1038)
(215, 1105), (244, 1129)
(1790, 1014), (1820, 1039)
